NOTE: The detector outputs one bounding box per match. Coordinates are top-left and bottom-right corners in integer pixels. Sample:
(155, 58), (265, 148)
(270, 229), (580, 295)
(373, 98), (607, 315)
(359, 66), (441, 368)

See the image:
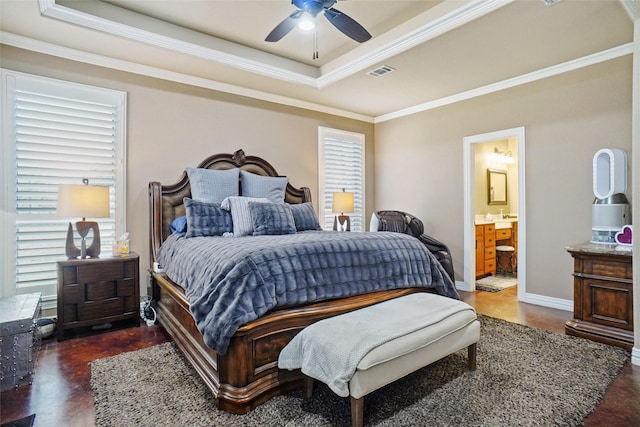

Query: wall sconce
(57, 179), (110, 259)
(491, 147), (515, 164)
(332, 188), (354, 232)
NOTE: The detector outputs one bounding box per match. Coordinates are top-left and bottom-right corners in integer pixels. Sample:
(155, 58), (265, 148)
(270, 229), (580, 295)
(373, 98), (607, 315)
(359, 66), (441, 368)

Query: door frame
(462, 126), (526, 300)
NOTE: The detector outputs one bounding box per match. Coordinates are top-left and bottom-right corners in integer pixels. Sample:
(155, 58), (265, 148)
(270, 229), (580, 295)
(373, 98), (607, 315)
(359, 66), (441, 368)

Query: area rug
(476, 275), (517, 292)
(90, 316), (629, 427)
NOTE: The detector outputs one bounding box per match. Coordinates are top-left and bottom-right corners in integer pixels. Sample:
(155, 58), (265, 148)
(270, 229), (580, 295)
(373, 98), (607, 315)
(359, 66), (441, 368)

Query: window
(1, 70), (126, 307)
(318, 127), (365, 231)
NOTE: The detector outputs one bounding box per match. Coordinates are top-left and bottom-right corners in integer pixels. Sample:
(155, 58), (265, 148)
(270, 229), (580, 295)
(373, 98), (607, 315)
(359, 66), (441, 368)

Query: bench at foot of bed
(279, 293), (480, 427)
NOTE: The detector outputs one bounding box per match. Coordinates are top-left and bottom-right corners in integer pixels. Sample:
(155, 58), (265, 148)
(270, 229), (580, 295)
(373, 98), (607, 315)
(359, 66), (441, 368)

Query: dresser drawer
(484, 247), (496, 260)
(483, 234), (495, 246)
(496, 228), (511, 240)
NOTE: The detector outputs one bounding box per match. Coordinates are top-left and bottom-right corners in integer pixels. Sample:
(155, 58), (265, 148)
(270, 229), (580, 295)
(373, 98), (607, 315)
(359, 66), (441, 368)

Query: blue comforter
(157, 231), (459, 354)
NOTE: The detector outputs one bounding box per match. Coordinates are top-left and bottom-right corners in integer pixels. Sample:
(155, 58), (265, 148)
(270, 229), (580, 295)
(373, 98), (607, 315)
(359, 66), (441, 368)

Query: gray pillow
(290, 202), (322, 231)
(184, 197), (233, 237)
(186, 167), (239, 203)
(240, 170), (288, 203)
(249, 202), (297, 236)
(221, 196), (271, 236)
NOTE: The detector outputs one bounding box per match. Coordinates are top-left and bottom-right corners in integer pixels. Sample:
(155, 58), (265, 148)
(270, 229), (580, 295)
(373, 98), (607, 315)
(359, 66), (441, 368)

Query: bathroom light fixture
(332, 188), (354, 231)
(491, 148), (515, 164)
(57, 179), (110, 258)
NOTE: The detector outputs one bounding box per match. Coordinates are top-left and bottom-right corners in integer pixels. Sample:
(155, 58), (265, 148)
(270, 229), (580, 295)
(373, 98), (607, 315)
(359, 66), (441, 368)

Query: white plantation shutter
(318, 127), (365, 231)
(1, 70), (126, 302)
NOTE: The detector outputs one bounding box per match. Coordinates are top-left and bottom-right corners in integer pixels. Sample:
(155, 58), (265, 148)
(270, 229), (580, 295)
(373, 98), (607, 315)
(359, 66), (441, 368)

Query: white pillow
(221, 196), (271, 236)
(186, 167), (239, 203)
(240, 170), (288, 203)
(369, 212), (380, 232)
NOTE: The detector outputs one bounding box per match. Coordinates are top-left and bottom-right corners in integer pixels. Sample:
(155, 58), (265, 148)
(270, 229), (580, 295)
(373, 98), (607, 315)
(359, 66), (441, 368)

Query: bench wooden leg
(350, 396), (364, 427)
(304, 376), (314, 399)
(468, 342), (477, 371)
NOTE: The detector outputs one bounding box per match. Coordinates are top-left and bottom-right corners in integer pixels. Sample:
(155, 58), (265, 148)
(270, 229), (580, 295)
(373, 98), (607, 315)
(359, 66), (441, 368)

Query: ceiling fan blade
(324, 7), (371, 43)
(265, 11), (303, 42)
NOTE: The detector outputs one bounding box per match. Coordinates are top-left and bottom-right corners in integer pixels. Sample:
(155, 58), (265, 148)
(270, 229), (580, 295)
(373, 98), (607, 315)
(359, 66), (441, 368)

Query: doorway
(463, 127), (526, 301)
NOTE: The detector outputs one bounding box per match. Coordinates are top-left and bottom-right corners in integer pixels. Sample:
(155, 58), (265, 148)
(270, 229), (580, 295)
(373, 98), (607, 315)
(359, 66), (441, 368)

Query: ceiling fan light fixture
(298, 17), (316, 31)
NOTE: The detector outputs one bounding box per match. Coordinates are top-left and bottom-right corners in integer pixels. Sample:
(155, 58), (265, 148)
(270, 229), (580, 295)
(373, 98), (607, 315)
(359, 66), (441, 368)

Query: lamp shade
(332, 191), (354, 214)
(57, 184), (110, 219)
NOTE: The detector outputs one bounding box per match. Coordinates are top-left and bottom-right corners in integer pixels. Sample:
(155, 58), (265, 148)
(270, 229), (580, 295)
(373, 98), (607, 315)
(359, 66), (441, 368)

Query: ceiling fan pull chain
(313, 28), (319, 60)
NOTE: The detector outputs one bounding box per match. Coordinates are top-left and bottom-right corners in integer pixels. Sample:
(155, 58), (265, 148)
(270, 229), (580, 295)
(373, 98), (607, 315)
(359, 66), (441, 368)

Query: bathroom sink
(494, 219), (517, 229)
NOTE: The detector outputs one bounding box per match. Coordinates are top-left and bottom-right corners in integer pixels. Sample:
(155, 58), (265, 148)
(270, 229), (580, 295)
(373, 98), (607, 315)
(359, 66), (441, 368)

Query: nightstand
(57, 253), (140, 340)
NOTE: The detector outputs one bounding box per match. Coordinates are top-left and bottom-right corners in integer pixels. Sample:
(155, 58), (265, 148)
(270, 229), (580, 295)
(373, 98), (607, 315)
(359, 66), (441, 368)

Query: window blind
(318, 127), (365, 232)
(2, 70), (126, 301)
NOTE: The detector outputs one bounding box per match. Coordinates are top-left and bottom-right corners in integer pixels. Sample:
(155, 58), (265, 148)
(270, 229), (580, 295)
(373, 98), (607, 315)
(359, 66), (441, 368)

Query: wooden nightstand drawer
(77, 298), (125, 322)
(86, 281), (117, 300)
(77, 263), (126, 283)
(57, 253), (140, 340)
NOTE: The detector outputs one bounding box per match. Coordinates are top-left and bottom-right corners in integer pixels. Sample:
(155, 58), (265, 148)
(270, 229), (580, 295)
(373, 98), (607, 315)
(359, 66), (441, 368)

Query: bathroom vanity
(475, 223), (496, 278)
(475, 218), (518, 279)
(565, 242), (633, 350)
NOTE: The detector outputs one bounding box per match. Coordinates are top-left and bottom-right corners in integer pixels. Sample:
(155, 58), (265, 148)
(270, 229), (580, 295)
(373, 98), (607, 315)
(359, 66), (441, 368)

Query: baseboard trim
(455, 280), (470, 292)
(522, 292), (573, 312)
(632, 347), (640, 366)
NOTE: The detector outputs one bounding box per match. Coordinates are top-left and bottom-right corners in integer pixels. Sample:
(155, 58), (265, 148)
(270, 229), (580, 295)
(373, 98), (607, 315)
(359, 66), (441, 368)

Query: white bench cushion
(279, 292), (477, 397)
(357, 308), (478, 370)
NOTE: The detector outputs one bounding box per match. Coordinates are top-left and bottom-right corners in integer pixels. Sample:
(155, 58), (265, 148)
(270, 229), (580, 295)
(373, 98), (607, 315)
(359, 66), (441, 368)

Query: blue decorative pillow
(240, 170), (288, 203)
(170, 216), (188, 233)
(186, 167), (239, 203)
(249, 202), (297, 236)
(290, 202), (322, 231)
(183, 197), (233, 238)
(221, 196), (271, 236)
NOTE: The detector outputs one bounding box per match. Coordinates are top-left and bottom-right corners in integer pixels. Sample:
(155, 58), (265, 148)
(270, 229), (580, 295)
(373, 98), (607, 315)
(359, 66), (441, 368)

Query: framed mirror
(487, 168), (507, 205)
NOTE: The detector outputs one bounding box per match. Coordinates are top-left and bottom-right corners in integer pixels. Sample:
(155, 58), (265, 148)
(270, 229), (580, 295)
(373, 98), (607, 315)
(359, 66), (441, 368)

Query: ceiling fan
(265, 0), (372, 43)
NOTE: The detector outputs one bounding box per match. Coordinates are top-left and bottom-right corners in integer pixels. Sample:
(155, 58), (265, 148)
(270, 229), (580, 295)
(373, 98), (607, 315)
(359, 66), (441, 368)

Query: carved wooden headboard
(148, 149), (312, 264)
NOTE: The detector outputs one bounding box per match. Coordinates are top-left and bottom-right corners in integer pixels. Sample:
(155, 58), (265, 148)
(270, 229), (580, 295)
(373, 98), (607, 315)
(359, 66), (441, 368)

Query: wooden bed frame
(148, 149), (427, 414)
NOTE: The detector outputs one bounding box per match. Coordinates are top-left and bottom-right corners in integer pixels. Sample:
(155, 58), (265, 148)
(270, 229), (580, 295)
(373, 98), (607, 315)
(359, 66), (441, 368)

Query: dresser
(475, 224), (496, 279)
(565, 242), (633, 350)
(57, 253), (140, 340)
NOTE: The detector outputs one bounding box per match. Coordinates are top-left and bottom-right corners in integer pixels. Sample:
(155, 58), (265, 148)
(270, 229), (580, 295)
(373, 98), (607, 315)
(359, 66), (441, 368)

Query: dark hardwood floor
(1, 287), (638, 426)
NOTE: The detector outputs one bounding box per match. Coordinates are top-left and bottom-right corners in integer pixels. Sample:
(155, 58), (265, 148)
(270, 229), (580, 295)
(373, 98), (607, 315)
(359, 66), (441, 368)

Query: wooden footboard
(152, 271), (427, 414)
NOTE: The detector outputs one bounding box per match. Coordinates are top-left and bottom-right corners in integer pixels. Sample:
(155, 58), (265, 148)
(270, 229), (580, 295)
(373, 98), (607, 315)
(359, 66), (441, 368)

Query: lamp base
(66, 221), (102, 259)
(65, 223), (80, 259)
(333, 215), (351, 232)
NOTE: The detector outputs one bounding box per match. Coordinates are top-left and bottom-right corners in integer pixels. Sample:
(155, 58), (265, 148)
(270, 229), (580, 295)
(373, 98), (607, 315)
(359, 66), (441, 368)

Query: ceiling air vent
(367, 65), (396, 78)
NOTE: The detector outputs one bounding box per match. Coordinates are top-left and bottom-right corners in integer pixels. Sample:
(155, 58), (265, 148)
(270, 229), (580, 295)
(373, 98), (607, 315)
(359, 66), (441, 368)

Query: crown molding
(38, 0), (511, 90)
(0, 31), (374, 123)
(375, 42), (634, 123)
(38, 0), (319, 86)
(317, 0), (512, 88)
(2, 31), (630, 124)
(619, 0), (639, 20)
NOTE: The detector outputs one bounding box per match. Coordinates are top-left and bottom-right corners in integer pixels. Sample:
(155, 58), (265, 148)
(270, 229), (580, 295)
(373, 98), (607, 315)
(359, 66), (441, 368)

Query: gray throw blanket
(157, 231), (459, 355)
(278, 293), (476, 397)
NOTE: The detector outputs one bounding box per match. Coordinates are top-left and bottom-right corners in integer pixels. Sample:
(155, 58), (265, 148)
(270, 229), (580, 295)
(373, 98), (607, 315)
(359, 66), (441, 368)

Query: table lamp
(57, 179), (110, 258)
(332, 188), (354, 231)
